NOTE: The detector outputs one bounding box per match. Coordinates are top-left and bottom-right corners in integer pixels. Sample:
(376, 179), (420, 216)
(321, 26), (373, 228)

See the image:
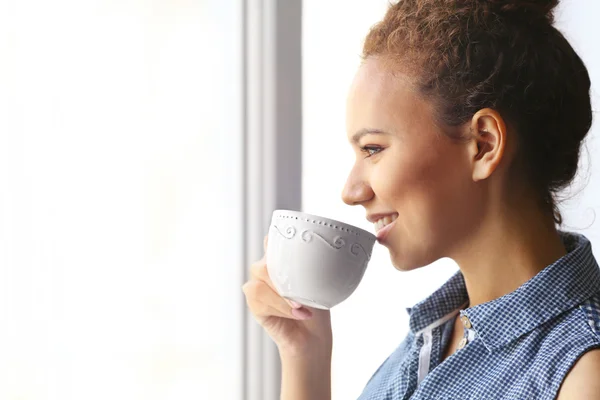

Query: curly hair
(363, 0), (592, 224)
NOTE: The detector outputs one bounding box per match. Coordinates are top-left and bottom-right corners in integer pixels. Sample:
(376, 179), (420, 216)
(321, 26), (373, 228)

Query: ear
(467, 108), (507, 182)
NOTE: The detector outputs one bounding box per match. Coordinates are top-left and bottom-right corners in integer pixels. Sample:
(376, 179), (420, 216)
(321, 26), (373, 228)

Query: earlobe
(470, 109), (507, 182)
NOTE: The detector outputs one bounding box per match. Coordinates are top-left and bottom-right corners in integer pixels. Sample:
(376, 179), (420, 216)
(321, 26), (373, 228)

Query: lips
(376, 217), (397, 242)
(373, 213), (398, 234)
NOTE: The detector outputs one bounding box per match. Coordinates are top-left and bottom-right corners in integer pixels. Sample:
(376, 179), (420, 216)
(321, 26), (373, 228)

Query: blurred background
(0, 1), (598, 399)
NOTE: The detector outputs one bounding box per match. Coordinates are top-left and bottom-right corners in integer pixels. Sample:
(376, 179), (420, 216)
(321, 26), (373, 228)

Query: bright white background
(1, 1), (599, 399)
(0, 1), (243, 399)
(303, 1), (600, 399)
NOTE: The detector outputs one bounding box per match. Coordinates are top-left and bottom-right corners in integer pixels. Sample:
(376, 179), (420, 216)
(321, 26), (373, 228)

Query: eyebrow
(351, 128), (391, 145)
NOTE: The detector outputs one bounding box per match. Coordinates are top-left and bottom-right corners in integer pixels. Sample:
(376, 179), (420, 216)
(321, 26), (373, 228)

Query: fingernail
(290, 301), (302, 309)
(292, 307), (313, 320)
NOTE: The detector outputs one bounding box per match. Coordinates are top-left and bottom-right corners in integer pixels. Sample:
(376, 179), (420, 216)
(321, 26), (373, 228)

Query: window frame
(241, 1), (303, 399)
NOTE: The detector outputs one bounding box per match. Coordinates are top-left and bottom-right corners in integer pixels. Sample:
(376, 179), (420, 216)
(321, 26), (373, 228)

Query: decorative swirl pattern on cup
(271, 224), (297, 239)
(301, 230), (346, 250)
(351, 243), (371, 261)
(273, 211), (375, 240)
(332, 235), (346, 249)
(300, 229), (314, 243)
(272, 224), (370, 259)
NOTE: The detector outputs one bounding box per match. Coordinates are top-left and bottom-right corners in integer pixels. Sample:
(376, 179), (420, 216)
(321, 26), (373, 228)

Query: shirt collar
(406, 232), (600, 352)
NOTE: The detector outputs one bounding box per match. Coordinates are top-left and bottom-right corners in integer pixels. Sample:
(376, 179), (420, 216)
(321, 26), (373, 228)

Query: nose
(341, 165), (374, 206)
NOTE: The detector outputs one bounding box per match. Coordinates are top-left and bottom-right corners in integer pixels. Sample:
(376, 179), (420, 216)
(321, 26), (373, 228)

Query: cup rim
(272, 209), (376, 241)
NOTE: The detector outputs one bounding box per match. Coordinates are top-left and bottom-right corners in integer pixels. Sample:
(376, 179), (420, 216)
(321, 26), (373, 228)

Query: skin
(242, 55), (600, 399)
(342, 56), (600, 397)
(243, 236), (332, 400)
(342, 57), (567, 301)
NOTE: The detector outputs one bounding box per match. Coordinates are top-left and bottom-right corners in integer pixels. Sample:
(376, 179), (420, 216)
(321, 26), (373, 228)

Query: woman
(243, 0), (600, 398)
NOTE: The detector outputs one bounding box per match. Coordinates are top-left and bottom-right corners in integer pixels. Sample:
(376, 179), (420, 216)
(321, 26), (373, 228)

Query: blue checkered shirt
(359, 232), (600, 399)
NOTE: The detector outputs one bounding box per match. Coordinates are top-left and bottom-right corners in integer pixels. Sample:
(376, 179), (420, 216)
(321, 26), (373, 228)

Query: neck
(451, 201), (567, 308)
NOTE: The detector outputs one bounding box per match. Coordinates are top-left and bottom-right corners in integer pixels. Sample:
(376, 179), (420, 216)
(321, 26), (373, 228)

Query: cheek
(374, 145), (471, 228)
(372, 147), (456, 202)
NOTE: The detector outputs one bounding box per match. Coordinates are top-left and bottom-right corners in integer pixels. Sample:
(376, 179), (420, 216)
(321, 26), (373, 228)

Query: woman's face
(342, 58), (484, 271)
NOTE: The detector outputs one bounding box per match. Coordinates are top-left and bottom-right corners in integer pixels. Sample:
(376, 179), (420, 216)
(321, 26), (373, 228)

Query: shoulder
(579, 291), (600, 335)
(555, 291), (600, 399)
(556, 348), (600, 400)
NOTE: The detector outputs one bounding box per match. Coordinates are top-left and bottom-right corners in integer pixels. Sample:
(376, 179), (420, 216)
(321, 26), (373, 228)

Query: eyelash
(360, 145), (383, 158)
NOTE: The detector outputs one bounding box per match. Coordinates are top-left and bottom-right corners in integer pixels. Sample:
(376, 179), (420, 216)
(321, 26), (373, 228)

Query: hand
(242, 235), (332, 357)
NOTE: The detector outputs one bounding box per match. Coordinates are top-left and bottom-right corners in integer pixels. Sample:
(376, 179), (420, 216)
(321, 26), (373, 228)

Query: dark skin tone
(343, 57), (567, 307)
(342, 57), (570, 363)
(243, 56), (600, 400)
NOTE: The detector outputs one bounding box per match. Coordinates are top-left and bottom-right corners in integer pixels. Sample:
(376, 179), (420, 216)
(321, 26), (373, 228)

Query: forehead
(346, 58), (431, 140)
(348, 58), (401, 100)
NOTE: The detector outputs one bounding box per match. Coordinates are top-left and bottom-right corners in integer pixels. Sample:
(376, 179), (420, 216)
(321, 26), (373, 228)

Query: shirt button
(460, 315), (472, 329)
(457, 337), (468, 350)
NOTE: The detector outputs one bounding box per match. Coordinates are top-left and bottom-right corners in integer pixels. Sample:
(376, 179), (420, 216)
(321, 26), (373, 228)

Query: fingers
(250, 260), (302, 309)
(242, 279), (312, 321)
(250, 260), (274, 290)
(242, 233), (312, 323)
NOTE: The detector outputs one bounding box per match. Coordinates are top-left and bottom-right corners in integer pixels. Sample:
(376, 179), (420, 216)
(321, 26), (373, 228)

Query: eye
(360, 145), (384, 158)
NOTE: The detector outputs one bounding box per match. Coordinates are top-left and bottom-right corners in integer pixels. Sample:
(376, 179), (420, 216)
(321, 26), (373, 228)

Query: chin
(389, 253), (425, 272)
(388, 246), (439, 272)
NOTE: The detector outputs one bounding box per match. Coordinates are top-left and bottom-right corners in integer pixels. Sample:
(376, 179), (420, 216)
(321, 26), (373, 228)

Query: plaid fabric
(359, 232), (600, 400)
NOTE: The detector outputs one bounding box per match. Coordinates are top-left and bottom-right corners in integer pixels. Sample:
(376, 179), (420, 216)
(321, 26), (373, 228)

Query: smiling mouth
(373, 213), (398, 234)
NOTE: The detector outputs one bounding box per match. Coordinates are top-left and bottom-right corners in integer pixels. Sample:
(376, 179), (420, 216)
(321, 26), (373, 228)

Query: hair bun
(487, 0), (560, 24)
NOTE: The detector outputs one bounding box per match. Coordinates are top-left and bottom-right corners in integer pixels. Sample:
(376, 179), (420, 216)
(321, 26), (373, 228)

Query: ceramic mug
(266, 209), (377, 309)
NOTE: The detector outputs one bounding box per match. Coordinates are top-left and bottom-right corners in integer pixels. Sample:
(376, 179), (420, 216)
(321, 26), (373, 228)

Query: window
(0, 1), (244, 399)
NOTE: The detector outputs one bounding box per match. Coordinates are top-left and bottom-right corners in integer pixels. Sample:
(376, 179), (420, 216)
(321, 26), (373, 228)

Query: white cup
(266, 209), (377, 309)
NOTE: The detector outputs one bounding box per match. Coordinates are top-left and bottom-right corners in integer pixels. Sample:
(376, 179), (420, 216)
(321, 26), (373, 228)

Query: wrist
(280, 350), (331, 400)
(279, 339), (332, 362)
